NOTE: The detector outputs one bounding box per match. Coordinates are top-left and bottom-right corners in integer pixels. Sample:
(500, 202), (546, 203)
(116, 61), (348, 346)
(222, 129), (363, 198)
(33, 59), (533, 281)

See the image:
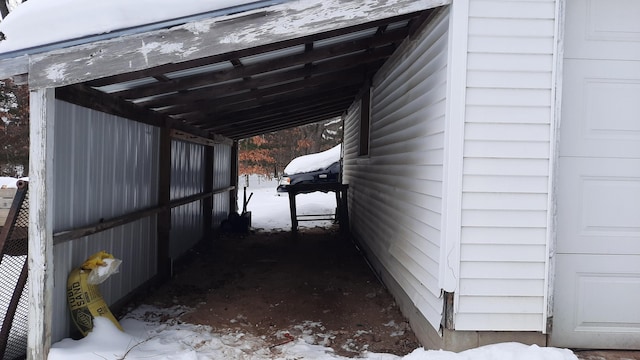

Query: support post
(229, 141), (239, 214)
(27, 88), (55, 360)
(203, 146), (214, 240)
(288, 192), (298, 233)
(157, 127), (172, 280)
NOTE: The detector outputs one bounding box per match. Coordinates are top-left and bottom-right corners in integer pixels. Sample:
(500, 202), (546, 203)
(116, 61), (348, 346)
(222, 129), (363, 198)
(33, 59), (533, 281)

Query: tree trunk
(0, 2), (9, 20)
(302, 123), (324, 154)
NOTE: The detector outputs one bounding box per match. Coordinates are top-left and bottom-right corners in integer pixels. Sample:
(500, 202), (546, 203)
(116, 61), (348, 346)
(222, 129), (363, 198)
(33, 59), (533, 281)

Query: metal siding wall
(343, 9), (449, 331)
(170, 140), (205, 259)
(51, 100), (159, 342)
(455, 0), (556, 332)
(212, 143), (231, 227)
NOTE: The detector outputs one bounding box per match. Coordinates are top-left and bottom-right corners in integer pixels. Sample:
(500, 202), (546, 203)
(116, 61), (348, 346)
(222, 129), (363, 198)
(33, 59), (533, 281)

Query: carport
(0, 0), (448, 358)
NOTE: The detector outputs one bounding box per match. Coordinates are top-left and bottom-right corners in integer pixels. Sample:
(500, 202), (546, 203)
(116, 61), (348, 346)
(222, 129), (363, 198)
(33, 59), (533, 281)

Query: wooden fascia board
(0, 55), (28, 82)
(27, 0), (450, 89)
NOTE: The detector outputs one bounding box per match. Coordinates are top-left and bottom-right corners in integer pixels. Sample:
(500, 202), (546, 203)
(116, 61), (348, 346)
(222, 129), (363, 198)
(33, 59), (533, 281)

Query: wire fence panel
(0, 181), (29, 360)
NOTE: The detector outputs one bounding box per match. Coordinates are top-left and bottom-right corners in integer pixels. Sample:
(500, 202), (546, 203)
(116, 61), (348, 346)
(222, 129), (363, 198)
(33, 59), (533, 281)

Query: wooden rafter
(25, 2), (443, 140)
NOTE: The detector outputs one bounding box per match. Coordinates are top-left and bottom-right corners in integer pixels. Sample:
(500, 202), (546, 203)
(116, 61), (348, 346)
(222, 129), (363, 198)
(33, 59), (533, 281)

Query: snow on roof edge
(0, 0), (289, 60)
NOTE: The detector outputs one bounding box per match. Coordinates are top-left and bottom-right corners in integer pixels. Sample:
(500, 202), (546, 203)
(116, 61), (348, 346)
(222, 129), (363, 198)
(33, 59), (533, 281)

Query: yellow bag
(67, 251), (123, 336)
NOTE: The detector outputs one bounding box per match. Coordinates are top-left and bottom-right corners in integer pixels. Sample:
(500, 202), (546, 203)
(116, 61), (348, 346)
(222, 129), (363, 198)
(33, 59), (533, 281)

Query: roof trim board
(27, 0), (450, 89)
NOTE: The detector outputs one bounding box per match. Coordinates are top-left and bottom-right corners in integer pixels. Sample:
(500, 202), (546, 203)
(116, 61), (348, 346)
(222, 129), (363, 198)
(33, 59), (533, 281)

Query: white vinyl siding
(455, 0), (556, 331)
(343, 8), (450, 331)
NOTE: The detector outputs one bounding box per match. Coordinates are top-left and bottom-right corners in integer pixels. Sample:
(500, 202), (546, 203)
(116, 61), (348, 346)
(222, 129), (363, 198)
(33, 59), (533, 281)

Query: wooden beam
(207, 96), (354, 129)
(159, 72), (364, 117)
(227, 112), (345, 139)
(55, 84), (167, 128)
(28, 0), (450, 89)
(27, 88), (55, 360)
(186, 85), (361, 124)
(223, 109), (346, 139)
(53, 205), (164, 245)
(151, 67), (368, 126)
(0, 55), (28, 81)
(110, 28), (407, 100)
(83, 11), (422, 88)
(170, 129), (225, 147)
(134, 45), (394, 108)
(55, 84), (233, 145)
(52, 187), (236, 244)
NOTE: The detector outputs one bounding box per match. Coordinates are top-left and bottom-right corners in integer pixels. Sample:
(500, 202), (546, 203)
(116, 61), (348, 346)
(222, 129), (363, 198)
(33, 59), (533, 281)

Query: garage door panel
(551, 254), (640, 348)
(557, 158), (640, 255)
(565, 0), (640, 60)
(554, 0), (640, 348)
(559, 60), (640, 158)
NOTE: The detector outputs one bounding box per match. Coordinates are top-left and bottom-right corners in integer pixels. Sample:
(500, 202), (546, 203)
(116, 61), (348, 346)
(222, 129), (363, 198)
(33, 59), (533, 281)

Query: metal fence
(0, 181), (29, 360)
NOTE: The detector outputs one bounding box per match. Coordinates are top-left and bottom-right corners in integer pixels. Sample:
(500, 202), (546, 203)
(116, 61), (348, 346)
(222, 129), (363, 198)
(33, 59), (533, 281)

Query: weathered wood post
(27, 88), (55, 360)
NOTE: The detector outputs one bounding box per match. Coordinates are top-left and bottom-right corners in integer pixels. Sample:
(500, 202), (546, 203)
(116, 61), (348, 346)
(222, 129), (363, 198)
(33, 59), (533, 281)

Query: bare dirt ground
(137, 226), (420, 357)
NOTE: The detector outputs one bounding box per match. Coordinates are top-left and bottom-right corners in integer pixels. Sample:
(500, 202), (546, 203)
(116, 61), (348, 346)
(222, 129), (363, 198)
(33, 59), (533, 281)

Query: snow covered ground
(238, 175), (338, 231)
(47, 176), (579, 360)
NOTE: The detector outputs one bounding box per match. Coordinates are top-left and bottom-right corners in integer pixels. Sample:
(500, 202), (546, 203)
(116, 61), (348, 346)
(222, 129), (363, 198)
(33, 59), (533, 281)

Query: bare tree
(0, 0), (26, 21)
(0, 78), (29, 177)
(0, 2), (9, 19)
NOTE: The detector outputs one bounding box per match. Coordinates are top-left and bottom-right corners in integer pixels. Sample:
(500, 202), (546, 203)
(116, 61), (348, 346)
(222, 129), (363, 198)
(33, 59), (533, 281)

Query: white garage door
(551, 0), (640, 349)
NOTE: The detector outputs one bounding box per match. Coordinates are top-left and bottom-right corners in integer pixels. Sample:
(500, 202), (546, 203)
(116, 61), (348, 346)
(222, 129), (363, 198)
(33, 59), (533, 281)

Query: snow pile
(0, 0), (261, 54)
(48, 305), (578, 360)
(0, 176), (18, 188)
(238, 177), (337, 231)
(284, 144), (342, 175)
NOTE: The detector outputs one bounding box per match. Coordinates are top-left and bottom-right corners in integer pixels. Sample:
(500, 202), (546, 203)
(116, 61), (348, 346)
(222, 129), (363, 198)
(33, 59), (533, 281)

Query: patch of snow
(0, 0), (262, 54)
(284, 143), (342, 175)
(0, 176), (18, 188)
(238, 177), (338, 231)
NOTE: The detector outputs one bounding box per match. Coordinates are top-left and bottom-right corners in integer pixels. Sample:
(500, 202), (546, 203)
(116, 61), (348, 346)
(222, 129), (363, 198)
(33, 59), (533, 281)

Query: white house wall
(51, 100), (159, 341)
(170, 140), (205, 259)
(343, 7), (450, 332)
(455, 0), (557, 331)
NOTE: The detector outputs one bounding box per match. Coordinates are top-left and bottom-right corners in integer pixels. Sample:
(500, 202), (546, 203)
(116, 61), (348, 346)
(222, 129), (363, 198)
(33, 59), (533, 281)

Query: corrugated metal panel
(212, 143), (232, 227)
(343, 8), (449, 331)
(51, 100), (159, 341)
(456, 0), (556, 331)
(170, 140), (205, 258)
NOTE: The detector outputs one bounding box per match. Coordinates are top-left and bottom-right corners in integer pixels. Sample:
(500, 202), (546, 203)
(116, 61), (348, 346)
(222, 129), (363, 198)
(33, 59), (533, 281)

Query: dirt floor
(136, 226), (420, 357)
